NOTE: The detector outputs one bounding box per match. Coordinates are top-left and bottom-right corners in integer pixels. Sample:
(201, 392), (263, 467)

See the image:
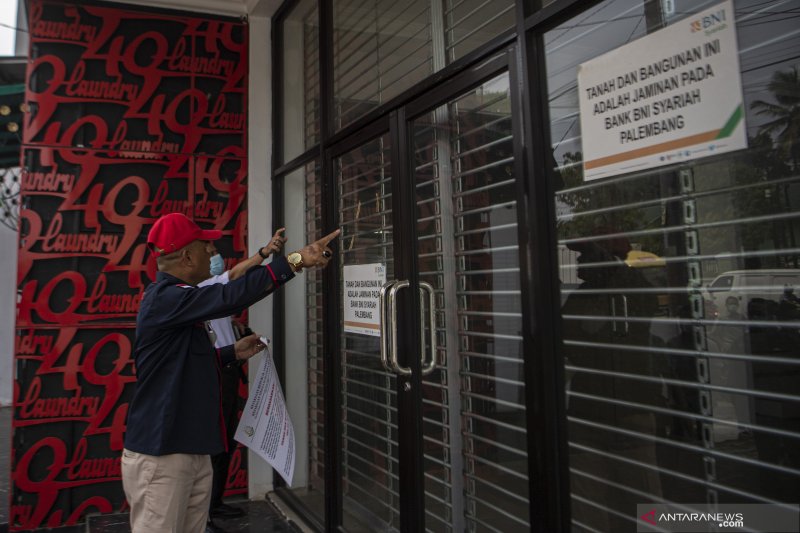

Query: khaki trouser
(121, 449), (213, 533)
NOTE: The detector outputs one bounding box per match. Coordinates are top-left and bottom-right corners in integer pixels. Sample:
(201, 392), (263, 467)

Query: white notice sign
(235, 340), (295, 485)
(343, 263), (386, 336)
(577, 0), (746, 180)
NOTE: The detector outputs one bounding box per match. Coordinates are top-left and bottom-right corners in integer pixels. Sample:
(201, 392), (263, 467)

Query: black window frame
(268, 1), (603, 531)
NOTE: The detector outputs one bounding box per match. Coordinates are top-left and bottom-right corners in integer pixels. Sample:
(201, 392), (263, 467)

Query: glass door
(409, 72), (530, 532)
(335, 70), (531, 532)
(336, 133), (400, 531)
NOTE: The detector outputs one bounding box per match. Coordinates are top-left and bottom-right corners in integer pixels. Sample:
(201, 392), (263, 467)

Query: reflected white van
(706, 269), (800, 316)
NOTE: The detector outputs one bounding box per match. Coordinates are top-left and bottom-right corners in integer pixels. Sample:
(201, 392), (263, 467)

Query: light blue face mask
(209, 253), (225, 276)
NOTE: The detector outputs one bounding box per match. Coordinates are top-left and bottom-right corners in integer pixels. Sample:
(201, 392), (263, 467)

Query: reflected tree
(751, 66), (800, 170)
(556, 151), (659, 252)
(742, 64), (800, 268)
(730, 133), (792, 267)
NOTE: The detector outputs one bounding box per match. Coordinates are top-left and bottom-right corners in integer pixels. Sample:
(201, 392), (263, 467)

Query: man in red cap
(121, 212), (339, 533)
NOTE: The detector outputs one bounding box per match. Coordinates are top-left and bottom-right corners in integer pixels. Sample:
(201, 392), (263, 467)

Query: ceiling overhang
(95, 0), (282, 18)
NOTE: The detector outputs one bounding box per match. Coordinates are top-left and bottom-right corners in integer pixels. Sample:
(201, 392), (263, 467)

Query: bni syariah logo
(690, 7), (727, 34)
(640, 509), (658, 526)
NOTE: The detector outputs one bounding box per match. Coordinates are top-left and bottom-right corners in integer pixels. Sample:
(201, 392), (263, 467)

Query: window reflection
(282, 0), (320, 162)
(331, 0), (515, 130)
(547, 1), (800, 530)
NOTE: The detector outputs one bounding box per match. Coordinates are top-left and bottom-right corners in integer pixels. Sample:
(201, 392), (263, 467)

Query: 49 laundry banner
(12, 1), (249, 529)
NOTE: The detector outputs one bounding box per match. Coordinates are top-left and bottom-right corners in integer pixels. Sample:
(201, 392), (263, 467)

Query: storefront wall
(11, 1), (251, 528)
(274, 0), (799, 531)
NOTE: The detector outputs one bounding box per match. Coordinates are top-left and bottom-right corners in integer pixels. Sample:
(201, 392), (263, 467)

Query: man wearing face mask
(198, 228), (287, 531)
(122, 213), (339, 533)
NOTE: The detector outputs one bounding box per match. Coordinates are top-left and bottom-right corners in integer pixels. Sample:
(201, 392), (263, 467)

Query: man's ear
(179, 246), (193, 267)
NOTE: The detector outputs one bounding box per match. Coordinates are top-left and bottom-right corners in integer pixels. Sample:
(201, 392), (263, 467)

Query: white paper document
(234, 338), (295, 485)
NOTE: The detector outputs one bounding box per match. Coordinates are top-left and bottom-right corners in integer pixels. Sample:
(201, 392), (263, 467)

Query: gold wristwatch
(287, 252), (304, 272)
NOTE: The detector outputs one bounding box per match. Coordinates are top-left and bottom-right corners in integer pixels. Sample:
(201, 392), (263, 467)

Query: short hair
(155, 244), (189, 271)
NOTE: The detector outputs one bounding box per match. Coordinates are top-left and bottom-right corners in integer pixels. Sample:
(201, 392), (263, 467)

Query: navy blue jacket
(124, 258), (294, 456)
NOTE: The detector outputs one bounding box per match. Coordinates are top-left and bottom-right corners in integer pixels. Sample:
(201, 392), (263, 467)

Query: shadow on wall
(0, 223), (17, 406)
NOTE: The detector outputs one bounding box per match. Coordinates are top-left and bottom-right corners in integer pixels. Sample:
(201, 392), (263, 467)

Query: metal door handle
(621, 295), (629, 334)
(387, 281), (412, 375)
(611, 294), (630, 335)
(419, 281), (436, 375)
(380, 280), (436, 376)
(379, 280), (396, 372)
(611, 296), (617, 333)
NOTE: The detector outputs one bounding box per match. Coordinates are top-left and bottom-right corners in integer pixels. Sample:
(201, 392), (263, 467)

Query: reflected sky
(545, 0), (800, 165)
(0, 1), (19, 57)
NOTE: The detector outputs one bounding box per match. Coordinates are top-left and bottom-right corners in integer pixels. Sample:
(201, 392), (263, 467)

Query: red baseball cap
(147, 213), (222, 257)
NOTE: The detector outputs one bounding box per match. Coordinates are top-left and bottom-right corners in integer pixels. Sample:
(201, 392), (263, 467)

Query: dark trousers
(211, 363), (245, 508)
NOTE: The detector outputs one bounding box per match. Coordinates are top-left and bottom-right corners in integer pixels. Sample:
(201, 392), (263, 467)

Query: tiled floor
(1, 407), (302, 532)
(88, 501), (302, 533)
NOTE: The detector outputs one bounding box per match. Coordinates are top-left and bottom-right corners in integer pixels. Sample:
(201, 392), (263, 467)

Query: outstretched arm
(286, 229), (341, 273)
(228, 228), (287, 281)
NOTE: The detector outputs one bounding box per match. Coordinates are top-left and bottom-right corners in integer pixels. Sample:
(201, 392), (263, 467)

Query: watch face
(288, 252), (303, 266)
